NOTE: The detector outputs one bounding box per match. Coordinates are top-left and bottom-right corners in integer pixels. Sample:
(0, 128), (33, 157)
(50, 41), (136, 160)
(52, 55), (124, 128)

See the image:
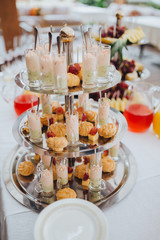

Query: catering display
(4, 24), (137, 212)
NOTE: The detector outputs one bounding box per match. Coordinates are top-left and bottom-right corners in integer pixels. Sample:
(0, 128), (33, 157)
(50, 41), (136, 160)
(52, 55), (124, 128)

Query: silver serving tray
(15, 65), (121, 96)
(12, 103), (127, 158)
(3, 144), (137, 212)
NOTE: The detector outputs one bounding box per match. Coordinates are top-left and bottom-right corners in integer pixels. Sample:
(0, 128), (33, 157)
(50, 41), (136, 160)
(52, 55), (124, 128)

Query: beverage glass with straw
(27, 97), (42, 143)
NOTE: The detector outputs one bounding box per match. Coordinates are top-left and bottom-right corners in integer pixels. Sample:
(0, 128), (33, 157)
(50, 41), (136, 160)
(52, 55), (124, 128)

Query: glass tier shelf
(12, 101), (127, 158)
(14, 65), (121, 96)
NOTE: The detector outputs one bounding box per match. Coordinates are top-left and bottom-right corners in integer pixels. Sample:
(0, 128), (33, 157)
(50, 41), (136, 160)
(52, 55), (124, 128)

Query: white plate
(34, 199), (108, 240)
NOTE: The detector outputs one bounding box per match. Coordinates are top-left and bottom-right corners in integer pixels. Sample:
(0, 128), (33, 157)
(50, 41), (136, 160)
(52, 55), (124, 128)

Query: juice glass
(123, 83), (154, 133)
(153, 107), (160, 138)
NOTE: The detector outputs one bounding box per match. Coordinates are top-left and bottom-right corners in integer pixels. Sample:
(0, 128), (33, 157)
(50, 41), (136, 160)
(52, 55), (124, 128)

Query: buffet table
(0, 95), (160, 240)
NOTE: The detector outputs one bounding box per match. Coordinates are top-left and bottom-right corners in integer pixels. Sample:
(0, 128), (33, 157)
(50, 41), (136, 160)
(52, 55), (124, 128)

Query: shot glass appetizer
(40, 94), (52, 114)
(66, 111), (79, 145)
(39, 52), (54, 89)
(98, 98), (110, 126)
(41, 168), (54, 197)
(25, 49), (40, 87)
(27, 108), (42, 143)
(42, 155), (52, 169)
(89, 154), (106, 191)
(53, 52), (67, 93)
(56, 158), (68, 187)
(82, 49), (97, 89)
(97, 45), (110, 84)
(78, 93), (89, 111)
(109, 142), (120, 160)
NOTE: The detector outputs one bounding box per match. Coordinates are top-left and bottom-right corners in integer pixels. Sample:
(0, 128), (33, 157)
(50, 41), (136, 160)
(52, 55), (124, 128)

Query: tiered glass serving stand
(4, 65), (137, 213)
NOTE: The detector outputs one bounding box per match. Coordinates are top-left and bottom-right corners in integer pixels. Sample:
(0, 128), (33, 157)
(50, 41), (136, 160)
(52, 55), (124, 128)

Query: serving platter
(14, 65), (121, 95)
(3, 143), (137, 212)
(12, 101), (127, 158)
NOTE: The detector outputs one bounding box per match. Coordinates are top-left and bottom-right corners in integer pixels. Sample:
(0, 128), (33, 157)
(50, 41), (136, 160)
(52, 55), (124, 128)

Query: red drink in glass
(123, 103), (153, 132)
(14, 94), (38, 116)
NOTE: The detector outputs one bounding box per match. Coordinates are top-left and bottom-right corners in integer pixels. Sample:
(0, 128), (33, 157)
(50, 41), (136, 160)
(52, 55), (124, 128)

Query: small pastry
(85, 110), (97, 123)
(52, 101), (61, 113)
(56, 107), (64, 121)
(79, 121), (93, 137)
(23, 121), (30, 134)
(98, 123), (117, 138)
(75, 164), (89, 179)
(34, 153), (41, 164)
(67, 73), (80, 87)
(82, 172), (89, 190)
(77, 107), (85, 120)
(46, 137), (68, 152)
(101, 156), (116, 173)
(101, 150), (109, 158)
(60, 26), (75, 43)
(41, 114), (57, 126)
(68, 167), (73, 180)
(50, 123), (66, 137)
(88, 127), (98, 142)
(125, 71), (138, 81)
(18, 161), (34, 176)
(56, 187), (76, 200)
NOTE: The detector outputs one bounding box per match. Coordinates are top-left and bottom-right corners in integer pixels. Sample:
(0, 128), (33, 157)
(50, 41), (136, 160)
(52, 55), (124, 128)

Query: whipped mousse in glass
(66, 111), (79, 145)
(78, 93), (89, 111)
(90, 164), (102, 189)
(53, 53), (67, 93)
(109, 142), (120, 160)
(97, 45), (110, 83)
(42, 155), (52, 169)
(41, 94), (52, 114)
(27, 109), (42, 143)
(39, 53), (54, 89)
(25, 49), (40, 86)
(82, 49), (97, 89)
(98, 97), (110, 126)
(56, 158), (68, 187)
(41, 168), (54, 195)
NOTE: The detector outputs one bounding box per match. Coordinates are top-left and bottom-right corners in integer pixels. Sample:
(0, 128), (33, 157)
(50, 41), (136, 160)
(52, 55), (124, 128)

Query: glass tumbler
(56, 158), (68, 188)
(25, 49), (40, 87)
(53, 52), (68, 94)
(27, 108), (42, 143)
(97, 45), (110, 84)
(82, 48), (97, 89)
(66, 111), (79, 145)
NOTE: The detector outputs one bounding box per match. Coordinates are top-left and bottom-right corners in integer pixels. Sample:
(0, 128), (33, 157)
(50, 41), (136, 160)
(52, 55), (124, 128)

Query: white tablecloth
(0, 95), (160, 240)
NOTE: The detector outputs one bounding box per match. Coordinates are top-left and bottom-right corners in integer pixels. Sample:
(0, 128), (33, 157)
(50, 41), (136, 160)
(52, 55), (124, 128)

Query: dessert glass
(41, 167), (54, 197)
(25, 49), (40, 87)
(98, 98), (110, 126)
(82, 49), (97, 89)
(109, 142), (120, 160)
(66, 111), (79, 145)
(39, 52), (54, 90)
(56, 158), (68, 188)
(42, 155), (52, 169)
(27, 109), (42, 143)
(97, 45), (110, 85)
(89, 154), (106, 191)
(40, 94), (52, 114)
(53, 52), (68, 94)
(78, 93), (89, 111)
